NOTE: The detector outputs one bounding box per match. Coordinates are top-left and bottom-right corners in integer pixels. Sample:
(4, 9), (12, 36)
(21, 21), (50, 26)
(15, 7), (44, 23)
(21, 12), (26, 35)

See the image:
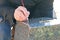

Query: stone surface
(14, 22), (30, 40)
(14, 18), (60, 40)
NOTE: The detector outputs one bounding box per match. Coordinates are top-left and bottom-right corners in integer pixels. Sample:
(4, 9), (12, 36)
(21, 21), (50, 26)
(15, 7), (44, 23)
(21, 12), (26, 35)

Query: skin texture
(14, 6), (30, 22)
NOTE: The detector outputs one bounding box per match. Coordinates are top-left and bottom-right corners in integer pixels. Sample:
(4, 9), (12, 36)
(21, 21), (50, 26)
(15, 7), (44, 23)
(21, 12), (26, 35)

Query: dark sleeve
(0, 0), (6, 5)
(0, 0), (15, 26)
(0, 6), (15, 26)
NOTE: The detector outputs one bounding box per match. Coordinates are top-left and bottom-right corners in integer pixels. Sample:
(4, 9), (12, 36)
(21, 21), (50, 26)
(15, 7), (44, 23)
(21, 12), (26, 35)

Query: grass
(29, 25), (60, 40)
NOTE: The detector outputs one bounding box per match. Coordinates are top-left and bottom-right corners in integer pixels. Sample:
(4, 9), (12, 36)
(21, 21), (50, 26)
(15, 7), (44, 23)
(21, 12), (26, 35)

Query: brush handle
(21, 0), (24, 6)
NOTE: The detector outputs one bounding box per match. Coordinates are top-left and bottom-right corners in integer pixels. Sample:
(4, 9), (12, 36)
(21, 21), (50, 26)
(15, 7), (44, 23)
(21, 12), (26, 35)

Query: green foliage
(29, 25), (60, 40)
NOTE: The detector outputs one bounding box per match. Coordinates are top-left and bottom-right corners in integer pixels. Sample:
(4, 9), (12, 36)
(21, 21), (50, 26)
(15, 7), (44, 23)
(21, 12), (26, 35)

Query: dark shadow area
(27, 0), (54, 19)
(8, 0), (55, 19)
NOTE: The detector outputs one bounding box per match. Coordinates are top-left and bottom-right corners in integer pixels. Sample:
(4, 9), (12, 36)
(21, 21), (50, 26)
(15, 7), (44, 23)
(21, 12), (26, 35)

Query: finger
(14, 9), (27, 21)
(26, 11), (30, 17)
(17, 6), (29, 17)
(15, 8), (27, 19)
(16, 6), (30, 18)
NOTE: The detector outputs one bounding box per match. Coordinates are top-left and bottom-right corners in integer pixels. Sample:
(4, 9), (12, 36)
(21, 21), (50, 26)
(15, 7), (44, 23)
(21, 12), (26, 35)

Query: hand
(14, 6), (30, 22)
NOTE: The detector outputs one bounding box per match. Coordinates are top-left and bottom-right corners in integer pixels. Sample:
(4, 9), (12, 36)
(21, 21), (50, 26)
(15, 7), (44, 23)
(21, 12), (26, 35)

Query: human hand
(14, 6), (30, 22)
